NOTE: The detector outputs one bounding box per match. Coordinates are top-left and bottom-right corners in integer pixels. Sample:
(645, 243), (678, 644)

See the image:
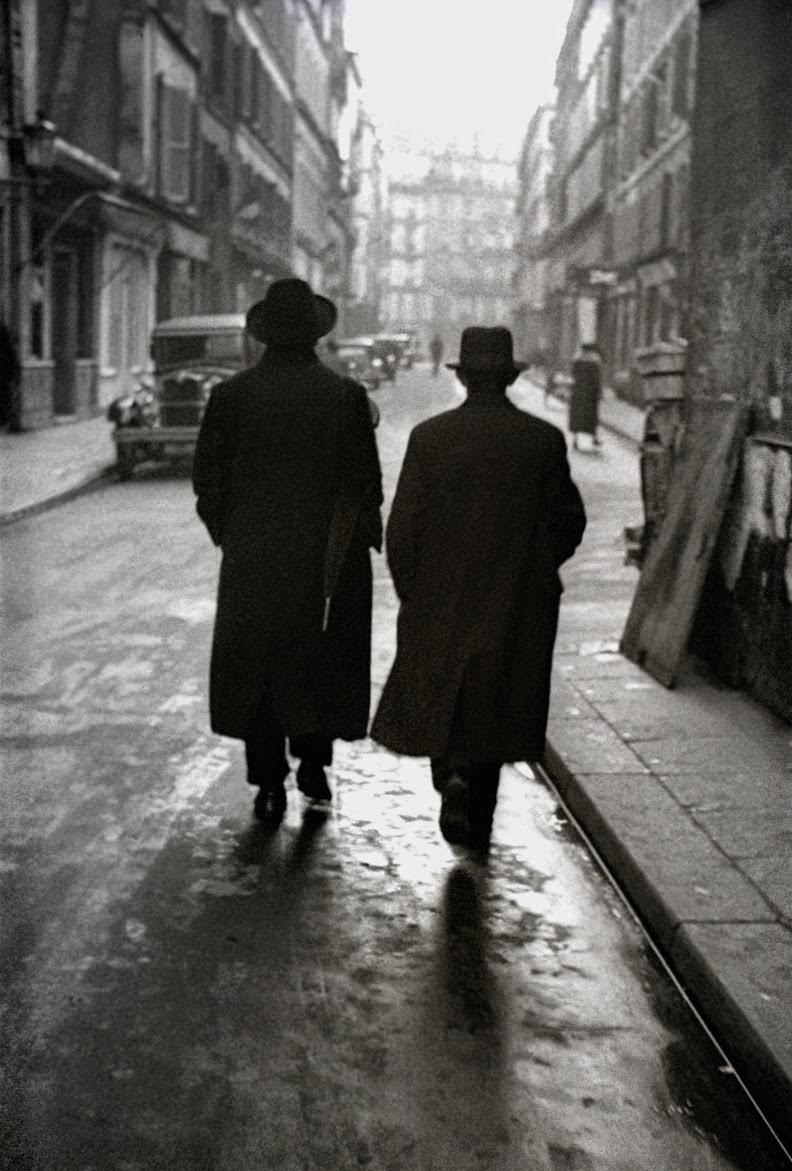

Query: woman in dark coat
(569, 342), (602, 449)
(371, 327), (586, 849)
(193, 279), (383, 821)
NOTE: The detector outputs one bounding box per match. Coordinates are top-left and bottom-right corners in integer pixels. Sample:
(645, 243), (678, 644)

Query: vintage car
(376, 331), (415, 370)
(332, 338), (384, 390)
(107, 314), (263, 478)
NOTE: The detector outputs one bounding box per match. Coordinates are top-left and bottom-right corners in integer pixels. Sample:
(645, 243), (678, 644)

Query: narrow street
(0, 365), (785, 1170)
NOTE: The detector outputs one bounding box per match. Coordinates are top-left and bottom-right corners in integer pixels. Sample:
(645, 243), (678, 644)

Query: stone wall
(686, 0), (792, 720)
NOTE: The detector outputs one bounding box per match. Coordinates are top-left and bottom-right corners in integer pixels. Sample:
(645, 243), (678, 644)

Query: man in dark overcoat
(193, 279), (383, 822)
(371, 327), (586, 850)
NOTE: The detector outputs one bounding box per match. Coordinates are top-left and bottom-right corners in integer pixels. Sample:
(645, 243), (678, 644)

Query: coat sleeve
(385, 430), (428, 601)
(192, 387), (226, 547)
(546, 431), (587, 568)
(340, 382), (384, 552)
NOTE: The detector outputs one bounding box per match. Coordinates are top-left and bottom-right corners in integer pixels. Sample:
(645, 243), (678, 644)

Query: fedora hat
(446, 326), (527, 374)
(246, 278), (337, 345)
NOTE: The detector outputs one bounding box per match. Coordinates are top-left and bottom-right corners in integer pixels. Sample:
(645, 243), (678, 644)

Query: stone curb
(0, 466), (117, 526)
(538, 739), (792, 1153)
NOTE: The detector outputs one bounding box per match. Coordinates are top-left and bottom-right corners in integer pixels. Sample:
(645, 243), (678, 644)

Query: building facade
(1, 0), (362, 430)
(513, 105), (554, 362)
(291, 0), (348, 304)
(339, 57), (385, 337)
(382, 146), (516, 356)
(606, 0), (697, 403)
(543, 0), (623, 372)
(685, 0), (792, 722)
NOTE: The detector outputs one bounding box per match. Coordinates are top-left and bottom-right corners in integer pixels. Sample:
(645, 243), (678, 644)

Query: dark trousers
(244, 687), (333, 787)
(245, 732), (332, 787)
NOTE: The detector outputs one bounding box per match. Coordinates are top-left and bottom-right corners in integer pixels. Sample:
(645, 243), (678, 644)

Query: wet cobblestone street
(1, 367), (786, 1169)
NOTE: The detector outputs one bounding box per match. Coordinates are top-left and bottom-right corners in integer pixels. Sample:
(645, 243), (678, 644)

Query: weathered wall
(687, 0), (792, 720)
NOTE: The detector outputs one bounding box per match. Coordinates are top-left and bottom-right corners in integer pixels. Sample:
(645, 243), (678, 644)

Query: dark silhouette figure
(429, 333), (444, 377)
(569, 342), (602, 450)
(372, 327), (586, 851)
(193, 279), (383, 823)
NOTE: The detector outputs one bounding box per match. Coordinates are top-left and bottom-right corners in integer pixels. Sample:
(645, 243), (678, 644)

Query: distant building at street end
(543, 0), (623, 374)
(607, 0), (697, 406)
(686, 0), (792, 723)
(382, 145), (517, 359)
(513, 105), (555, 365)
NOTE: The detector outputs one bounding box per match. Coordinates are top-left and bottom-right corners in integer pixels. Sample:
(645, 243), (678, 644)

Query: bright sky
(344, 1), (575, 160)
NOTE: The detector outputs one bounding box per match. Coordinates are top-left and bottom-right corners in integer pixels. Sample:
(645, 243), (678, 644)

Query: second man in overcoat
(372, 326), (586, 849)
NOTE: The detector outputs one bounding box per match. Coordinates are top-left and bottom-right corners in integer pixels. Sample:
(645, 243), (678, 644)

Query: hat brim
(446, 360), (527, 373)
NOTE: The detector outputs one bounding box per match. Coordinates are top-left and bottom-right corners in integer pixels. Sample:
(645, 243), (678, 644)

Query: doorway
(52, 247), (78, 415)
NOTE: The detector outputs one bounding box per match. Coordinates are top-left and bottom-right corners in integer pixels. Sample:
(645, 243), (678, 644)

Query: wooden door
(52, 248), (78, 414)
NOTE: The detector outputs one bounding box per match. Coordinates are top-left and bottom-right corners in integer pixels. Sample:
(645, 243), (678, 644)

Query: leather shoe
(439, 774), (470, 846)
(296, 762), (332, 802)
(253, 782), (287, 824)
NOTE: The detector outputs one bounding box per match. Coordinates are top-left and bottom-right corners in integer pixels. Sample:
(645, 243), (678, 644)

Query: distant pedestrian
(0, 320), (20, 431)
(193, 279), (383, 824)
(569, 342), (602, 449)
(372, 326), (586, 851)
(429, 333), (444, 377)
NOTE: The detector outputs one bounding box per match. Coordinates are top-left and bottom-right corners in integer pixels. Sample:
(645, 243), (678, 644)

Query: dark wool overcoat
(371, 394), (586, 763)
(568, 355), (601, 435)
(193, 350), (383, 742)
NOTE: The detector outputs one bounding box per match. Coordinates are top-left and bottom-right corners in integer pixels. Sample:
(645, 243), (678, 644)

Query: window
(641, 79), (658, 154)
(232, 41), (244, 120)
(249, 49), (260, 127)
(209, 13), (227, 102)
(159, 81), (191, 203)
(659, 172), (673, 251)
(672, 23), (692, 119)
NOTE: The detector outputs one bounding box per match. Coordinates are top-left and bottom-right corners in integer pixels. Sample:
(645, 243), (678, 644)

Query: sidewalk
(1, 388), (791, 1153)
(515, 373), (792, 1153)
(0, 413), (116, 523)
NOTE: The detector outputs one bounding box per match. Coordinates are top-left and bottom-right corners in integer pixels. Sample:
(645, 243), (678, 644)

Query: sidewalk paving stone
(546, 718), (651, 776)
(690, 807), (792, 861)
(657, 771), (790, 811)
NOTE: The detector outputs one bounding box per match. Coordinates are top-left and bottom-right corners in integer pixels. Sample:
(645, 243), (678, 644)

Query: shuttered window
(672, 23), (692, 119)
(159, 81), (191, 204)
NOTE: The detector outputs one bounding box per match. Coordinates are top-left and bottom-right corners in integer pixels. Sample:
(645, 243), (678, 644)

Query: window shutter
(161, 85), (191, 203)
(189, 100), (200, 206)
(672, 23), (691, 119)
(210, 13), (226, 101)
(250, 48), (259, 127)
(232, 41), (244, 120)
(240, 43), (252, 120)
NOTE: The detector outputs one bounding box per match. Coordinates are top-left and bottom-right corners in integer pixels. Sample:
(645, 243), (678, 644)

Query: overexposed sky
(344, 1), (575, 159)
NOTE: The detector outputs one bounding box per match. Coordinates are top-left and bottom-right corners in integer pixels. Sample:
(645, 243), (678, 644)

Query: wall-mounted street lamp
(22, 113), (57, 176)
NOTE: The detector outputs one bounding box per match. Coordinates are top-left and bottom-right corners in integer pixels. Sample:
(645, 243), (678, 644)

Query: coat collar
(459, 392), (517, 411)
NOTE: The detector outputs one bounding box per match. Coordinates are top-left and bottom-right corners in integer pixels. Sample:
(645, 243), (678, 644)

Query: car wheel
(117, 448), (136, 480)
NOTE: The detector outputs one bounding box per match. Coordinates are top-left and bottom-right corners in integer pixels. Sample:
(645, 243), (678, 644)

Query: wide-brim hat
(446, 326), (527, 374)
(246, 278), (337, 345)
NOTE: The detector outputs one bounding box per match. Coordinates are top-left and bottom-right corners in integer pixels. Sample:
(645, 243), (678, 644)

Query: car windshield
(153, 332), (247, 367)
(337, 346), (369, 360)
